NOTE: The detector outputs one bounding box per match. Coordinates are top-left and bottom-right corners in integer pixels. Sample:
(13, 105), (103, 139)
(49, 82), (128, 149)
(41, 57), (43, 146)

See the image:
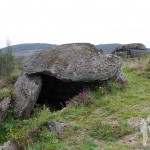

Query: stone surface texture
(0, 141), (17, 150)
(14, 74), (42, 118)
(0, 97), (11, 122)
(22, 43), (122, 81)
(48, 120), (67, 138)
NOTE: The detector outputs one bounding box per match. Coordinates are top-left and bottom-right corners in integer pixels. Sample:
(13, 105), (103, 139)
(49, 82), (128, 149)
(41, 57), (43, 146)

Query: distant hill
(0, 43), (57, 61)
(0, 43), (56, 52)
(1, 43), (149, 61)
(1, 43), (123, 54)
(95, 43), (122, 53)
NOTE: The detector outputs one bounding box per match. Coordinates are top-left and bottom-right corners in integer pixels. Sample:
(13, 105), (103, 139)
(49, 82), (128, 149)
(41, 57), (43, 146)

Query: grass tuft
(90, 122), (135, 141)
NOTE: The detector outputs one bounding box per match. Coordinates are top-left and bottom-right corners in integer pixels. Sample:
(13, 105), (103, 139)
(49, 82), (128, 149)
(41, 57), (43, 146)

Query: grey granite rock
(14, 73), (42, 118)
(48, 120), (67, 138)
(22, 43), (122, 81)
(0, 141), (17, 150)
(0, 97), (11, 122)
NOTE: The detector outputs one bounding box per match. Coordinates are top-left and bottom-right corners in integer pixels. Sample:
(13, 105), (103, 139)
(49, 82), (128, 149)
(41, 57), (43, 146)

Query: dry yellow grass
(0, 78), (7, 89)
(122, 56), (150, 71)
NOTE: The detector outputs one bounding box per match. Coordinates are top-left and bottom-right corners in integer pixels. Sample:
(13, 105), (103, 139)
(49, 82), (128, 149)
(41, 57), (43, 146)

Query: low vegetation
(90, 121), (135, 142)
(0, 55), (150, 149)
(0, 44), (21, 102)
(0, 45), (14, 77)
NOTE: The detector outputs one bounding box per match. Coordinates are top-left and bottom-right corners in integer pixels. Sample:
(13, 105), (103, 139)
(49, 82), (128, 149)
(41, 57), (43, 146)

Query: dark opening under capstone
(36, 74), (99, 111)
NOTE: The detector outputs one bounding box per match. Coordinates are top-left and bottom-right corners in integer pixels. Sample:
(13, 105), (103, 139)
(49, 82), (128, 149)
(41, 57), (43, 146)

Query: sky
(0, 0), (150, 48)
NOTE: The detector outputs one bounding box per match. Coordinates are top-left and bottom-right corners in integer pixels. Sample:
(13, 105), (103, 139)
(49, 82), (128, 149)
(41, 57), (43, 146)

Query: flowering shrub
(65, 91), (94, 108)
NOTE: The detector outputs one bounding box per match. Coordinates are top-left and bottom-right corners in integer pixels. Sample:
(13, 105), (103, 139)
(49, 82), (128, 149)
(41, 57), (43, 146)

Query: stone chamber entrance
(36, 74), (99, 111)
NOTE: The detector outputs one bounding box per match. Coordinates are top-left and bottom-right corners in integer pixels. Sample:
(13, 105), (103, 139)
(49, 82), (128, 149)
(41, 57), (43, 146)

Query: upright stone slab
(14, 74), (42, 118)
(0, 97), (11, 122)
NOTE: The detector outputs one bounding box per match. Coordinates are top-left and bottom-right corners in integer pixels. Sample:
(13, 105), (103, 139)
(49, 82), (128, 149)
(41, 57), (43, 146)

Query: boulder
(0, 141), (17, 150)
(48, 120), (67, 138)
(0, 97), (11, 122)
(112, 43), (147, 58)
(14, 74), (42, 118)
(123, 43), (146, 50)
(14, 43), (124, 118)
(22, 43), (122, 81)
(127, 117), (143, 128)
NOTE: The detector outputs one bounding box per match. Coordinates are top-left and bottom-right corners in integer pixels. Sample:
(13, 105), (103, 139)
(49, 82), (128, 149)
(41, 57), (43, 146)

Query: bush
(0, 45), (14, 78)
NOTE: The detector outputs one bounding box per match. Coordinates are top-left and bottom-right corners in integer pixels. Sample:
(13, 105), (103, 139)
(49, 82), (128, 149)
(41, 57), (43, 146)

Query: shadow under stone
(36, 74), (99, 111)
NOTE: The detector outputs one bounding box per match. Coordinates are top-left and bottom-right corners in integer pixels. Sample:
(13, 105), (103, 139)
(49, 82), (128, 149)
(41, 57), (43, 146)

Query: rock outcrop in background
(112, 43), (148, 58)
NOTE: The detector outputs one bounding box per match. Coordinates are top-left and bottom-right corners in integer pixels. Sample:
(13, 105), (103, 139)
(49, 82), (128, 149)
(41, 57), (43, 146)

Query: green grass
(0, 87), (13, 102)
(0, 57), (150, 149)
(0, 60), (21, 102)
(0, 112), (17, 145)
(28, 128), (64, 150)
(90, 122), (136, 141)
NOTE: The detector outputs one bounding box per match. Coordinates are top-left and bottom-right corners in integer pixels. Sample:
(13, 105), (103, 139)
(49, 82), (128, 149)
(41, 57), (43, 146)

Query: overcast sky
(0, 0), (150, 48)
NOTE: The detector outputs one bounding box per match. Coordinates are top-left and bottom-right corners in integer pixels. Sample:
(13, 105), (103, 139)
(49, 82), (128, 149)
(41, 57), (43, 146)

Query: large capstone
(14, 43), (124, 118)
